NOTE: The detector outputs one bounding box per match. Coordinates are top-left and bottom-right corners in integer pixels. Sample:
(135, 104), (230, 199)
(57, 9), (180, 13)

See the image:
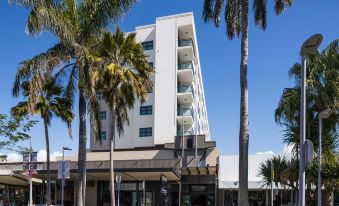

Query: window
(140, 106), (152, 115)
(99, 111), (106, 120)
(100, 131), (106, 140)
(187, 138), (193, 148)
(148, 62), (154, 68)
(139, 127), (152, 137)
(142, 41), (153, 50)
(96, 92), (104, 100)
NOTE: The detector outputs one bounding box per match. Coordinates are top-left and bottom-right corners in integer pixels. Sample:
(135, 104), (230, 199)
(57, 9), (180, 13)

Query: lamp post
(29, 136), (33, 206)
(61, 147), (72, 206)
(318, 109), (332, 206)
(299, 34), (322, 206)
(271, 160), (274, 206)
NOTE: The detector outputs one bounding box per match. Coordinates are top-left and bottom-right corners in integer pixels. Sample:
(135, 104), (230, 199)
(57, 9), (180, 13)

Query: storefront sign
(160, 175), (168, 195)
(190, 185), (206, 193)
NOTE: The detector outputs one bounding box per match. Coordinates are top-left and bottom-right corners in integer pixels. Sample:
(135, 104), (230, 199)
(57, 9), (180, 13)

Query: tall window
(139, 127), (152, 137)
(100, 131), (107, 140)
(142, 41), (153, 50)
(140, 106), (152, 115)
(99, 111), (106, 120)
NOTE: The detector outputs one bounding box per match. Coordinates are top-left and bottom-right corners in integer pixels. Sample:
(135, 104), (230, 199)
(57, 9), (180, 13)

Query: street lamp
(299, 34), (322, 206)
(61, 147), (72, 206)
(318, 109), (332, 206)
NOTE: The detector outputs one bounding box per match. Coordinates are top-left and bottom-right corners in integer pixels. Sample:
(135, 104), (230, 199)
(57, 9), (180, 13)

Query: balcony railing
(178, 38), (193, 47)
(177, 108), (193, 116)
(177, 130), (194, 136)
(177, 85), (193, 93)
(178, 61), (193, 71)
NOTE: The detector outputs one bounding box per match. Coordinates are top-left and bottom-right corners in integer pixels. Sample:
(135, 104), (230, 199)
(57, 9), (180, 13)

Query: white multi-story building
(91, 12), (210, 151)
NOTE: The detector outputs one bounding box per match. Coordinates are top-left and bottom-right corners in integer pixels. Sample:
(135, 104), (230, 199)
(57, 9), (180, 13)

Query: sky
(0, 0), (338, 157)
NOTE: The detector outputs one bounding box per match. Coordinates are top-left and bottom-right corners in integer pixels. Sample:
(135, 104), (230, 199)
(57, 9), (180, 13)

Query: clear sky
(0, 0), (338, 156)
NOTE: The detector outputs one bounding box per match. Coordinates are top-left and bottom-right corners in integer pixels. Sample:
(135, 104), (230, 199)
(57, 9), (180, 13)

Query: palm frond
(253, 0), (267, 30)
(202, 0), (215, 22)
(274, 0), (293, 15)
(213, 0), (224, 27)
(26, 2), (75, 43)
(79, 0), (137, 40)
(225, 0), (241, 39)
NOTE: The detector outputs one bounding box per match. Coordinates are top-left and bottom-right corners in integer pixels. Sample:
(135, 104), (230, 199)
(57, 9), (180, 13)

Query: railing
(178, 61), (193, 71)
(177, 85), (192, 93)
(178, 38), (193, 47)
(176, 130), (194, 136)
(177, 108), (193, 116)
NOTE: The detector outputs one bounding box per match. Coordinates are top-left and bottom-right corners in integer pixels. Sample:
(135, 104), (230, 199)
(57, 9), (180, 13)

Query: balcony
(177, 61), (194, 83)
(178, 38), (194, 62)
(177, 85), (193, 104)
(176, 108), (193, 126)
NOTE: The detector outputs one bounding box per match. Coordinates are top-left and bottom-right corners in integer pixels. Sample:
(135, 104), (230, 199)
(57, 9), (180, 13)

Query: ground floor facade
(0, 176), (217, 206)
(0, 135), (220, 205)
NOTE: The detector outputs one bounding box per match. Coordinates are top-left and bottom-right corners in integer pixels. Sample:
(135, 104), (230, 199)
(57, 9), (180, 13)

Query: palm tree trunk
(77, 89), (87, 206)
(43, 117), (51, 206)
(110, 109), (116, 206)
(238, 0), (249, 205)
(324, 187), (334, 206)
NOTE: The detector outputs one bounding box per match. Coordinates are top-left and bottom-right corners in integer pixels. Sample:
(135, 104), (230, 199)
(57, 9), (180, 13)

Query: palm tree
(96, 28), (153, 206)
(273, 40), (339, 205)
(12, 1), (138, 205)
(202, 0), (293, 204)
(11, 80), (74, 206)
(275, 40), (339, 153)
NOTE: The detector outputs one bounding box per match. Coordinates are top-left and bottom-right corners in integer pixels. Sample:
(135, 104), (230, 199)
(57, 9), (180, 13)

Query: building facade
(91, 12), (210, 151)
(0, 13), (218, 206)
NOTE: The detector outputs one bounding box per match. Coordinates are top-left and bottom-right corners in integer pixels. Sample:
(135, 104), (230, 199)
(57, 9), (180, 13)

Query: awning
(181, 166), (217, 176)
(0, 169), (42, 186)
(35, 159), (181, 181)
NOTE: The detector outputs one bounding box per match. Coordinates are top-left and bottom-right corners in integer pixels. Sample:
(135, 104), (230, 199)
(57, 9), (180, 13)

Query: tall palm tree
(12, 1), (137, 205)
(202, 1), (293, 204)
(96, 28), (153, 206)
(11, 80), (74, 206)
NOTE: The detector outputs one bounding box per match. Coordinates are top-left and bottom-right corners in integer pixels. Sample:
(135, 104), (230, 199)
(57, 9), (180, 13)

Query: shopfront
(97, 181), (154, 206)
(0, 184), (28, 205)
(179, 173), (217, 206)
(181, 184), (215, 206)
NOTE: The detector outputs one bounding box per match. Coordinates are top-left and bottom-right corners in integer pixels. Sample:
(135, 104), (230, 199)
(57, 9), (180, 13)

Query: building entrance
(191, 194), (214, 206)
(191, 194), (207, 206)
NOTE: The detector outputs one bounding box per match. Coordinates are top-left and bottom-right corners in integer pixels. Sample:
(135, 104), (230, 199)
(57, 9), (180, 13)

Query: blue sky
(0, 0), (338, 156)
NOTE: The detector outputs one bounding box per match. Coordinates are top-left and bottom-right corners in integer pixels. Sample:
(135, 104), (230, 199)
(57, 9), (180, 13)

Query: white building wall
(90, 12), (210, 151)
(153, 17), (177, 145)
